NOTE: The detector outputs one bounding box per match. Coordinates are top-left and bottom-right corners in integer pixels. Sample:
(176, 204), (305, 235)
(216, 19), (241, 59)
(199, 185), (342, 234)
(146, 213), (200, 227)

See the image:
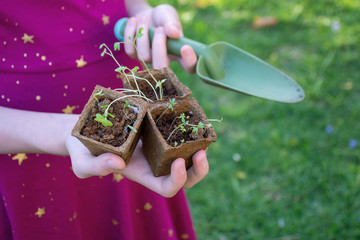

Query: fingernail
(181, 162), (186, 174)
(106, 159), (123, 171)
(183, 47), (192, 57)
(201, 160), (206, 167)
(169, 23), (180, 32)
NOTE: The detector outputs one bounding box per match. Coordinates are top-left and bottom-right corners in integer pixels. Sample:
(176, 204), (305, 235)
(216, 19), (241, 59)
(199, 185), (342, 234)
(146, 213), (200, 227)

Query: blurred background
(148, 0), (360, 239)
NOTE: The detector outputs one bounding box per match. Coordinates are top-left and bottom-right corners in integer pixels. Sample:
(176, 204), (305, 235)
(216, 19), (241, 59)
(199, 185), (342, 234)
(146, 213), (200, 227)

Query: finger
(67, 137), (126, 178)
(136, 16), (152, 63)
(153, 4), (183, 38)
(121, 153), (186, 198)
(179, 45), (197, 74)
(164, 21), (183, 39)
(152, 27), (170, 69)
(124, 17), (137, 59)
(159, 158), (187, 198)
(74, 153), (126, 179)
(183, 150), (209, 188)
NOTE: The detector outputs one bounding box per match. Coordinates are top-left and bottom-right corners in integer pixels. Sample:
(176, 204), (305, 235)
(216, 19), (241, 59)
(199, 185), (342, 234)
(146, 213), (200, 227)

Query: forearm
(0, 106), (78, 155)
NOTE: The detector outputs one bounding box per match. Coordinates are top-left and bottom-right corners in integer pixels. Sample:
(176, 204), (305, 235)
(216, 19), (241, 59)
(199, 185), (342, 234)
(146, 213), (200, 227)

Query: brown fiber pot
(121, 67), (192, 102)
(72, 85), (149, 164)
(141, 98), (217, 176)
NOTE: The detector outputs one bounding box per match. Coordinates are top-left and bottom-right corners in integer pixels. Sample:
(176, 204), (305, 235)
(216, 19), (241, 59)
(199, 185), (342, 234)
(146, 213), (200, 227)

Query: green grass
(148, 0), (360, 239)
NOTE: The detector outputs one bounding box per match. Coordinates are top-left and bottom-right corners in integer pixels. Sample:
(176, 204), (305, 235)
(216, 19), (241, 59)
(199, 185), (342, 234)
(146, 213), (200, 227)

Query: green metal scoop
(114, 18), (305, 103)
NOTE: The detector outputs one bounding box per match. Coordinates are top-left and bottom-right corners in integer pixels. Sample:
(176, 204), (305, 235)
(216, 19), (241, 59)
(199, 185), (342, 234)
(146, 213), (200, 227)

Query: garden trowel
(114, 18), (305, 103)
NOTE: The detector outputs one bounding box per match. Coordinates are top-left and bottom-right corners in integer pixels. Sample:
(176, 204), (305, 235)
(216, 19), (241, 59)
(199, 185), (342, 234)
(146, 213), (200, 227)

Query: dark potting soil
(128, 77), (178, 101)
(155, 111), (212, 147)
(81, 98), (138, 147)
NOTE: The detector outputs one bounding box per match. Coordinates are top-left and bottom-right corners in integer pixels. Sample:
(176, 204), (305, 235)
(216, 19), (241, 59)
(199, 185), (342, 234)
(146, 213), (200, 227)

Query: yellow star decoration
(144, 202), (152, 211)
(112, 219), (119, 226)
(113, 173), (124, 183)
(102, 14), (110, 25)
(21, 33), (34, 44)
(181, 234), (189, 239)
(76, 55), (87, 68)
(69, 212), (77, 221)
(62, 105), (76, 114)
(12, 153), (28, 166)
(168, 229), (174, 237)
(35, 207), (46, 218)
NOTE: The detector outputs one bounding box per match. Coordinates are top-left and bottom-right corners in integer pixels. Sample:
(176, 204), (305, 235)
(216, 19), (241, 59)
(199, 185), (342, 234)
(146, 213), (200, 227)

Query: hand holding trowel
(114, 18), (305, 103)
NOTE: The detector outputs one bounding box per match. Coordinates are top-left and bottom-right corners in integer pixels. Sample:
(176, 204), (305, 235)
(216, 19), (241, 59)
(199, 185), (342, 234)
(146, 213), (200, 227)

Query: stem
(131, 43), (158, 85)
(123, 106), (132, 120)
(159, 86), (163, 100)
(129, 71), (146, 99)
(102, 41), (160, 101)
(207, 117), (223, 123)
(113, 88), (139, 94)
(169, 117), (177, 129)
(104, 95), (153, 116)
(103, 47), (131, 84)
(124, 74), (159, 100)
(167, 126), (181, 142)
(155, 108), (168, 124)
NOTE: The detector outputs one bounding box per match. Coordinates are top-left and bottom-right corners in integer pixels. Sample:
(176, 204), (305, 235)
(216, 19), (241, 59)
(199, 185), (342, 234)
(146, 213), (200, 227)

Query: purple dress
(0, 1), (196, 239)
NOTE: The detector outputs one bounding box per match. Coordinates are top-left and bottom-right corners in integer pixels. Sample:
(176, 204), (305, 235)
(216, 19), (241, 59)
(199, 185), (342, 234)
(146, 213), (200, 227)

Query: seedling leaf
(114, 42), (120, 51)
(134, 28), (144, 41)
(115, 66), (126, 73)
(127, 125), (137, 133)
(131, 66), (139, 73)
(99, 43), (106, 49)
(94, 113), (113, 127)
(101, 48), (107, 57)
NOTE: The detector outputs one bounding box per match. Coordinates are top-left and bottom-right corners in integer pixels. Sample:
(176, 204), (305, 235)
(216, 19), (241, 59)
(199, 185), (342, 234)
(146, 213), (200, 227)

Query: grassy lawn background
(147, 0), (360, 239)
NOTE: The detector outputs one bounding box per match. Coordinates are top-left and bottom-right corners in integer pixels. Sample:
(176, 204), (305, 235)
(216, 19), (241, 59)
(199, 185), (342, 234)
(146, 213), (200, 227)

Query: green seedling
(167, 113), (190, 141)
(155, 79), (167, 100)
(100, 28), (163, 100)
(122, 100), (138, 133)
(167, 113), (222, 145)
(94, 93), (150, 127)
(93, 89), (105, 103)
(156, 98), (177, 124)
(94, 112), (114, 127)
(123, 100), (131, 120)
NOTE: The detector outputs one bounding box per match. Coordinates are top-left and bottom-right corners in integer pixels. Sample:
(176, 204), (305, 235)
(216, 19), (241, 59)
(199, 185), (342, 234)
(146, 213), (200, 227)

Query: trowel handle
(114, 18), (208, 57)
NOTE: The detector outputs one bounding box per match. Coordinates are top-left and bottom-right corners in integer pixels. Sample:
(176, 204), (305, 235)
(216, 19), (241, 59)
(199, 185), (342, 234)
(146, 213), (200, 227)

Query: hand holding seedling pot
(73, 28), (219, 177)
(72, 86), (149, 164)
(115, 18), (305, 103)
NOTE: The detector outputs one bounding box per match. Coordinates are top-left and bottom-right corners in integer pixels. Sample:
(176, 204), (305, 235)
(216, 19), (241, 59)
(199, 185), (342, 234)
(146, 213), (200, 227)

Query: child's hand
(118, 141), (209, 198)
(66, 137), (209, 198)
(124, 4), (197, 73)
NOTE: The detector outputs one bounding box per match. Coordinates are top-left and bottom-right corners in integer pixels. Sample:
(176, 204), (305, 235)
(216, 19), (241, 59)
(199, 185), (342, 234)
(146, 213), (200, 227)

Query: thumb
(80, 153), (126, 178)
(152, 4), (183, 39)
(105, 154), (126, 172)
